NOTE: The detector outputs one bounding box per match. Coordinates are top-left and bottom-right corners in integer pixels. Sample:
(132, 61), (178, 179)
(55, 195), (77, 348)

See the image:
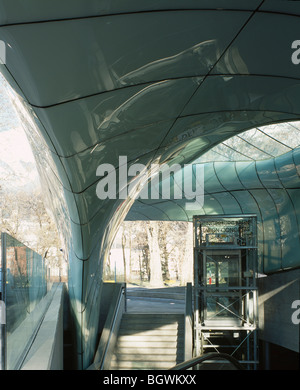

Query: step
(119, 321), (182, 329)
(120, 319), (183, 327)
(119, 319), (183, 332)
(110, 360), (179, 370)
(108, 313), (184, 370)
(118, 328), (183, 336)
(111, 354), (179, 362)
(118, 332), (183, 341)
(114, 346), (181, 355)
(121, 313), (183, 320)
(116, 341), (183, 350)
(118, 327), (182, 335)
(114, 342), (184, 351)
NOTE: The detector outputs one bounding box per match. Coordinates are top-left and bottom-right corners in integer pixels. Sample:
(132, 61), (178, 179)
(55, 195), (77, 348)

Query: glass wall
(0, 233), (50, 370)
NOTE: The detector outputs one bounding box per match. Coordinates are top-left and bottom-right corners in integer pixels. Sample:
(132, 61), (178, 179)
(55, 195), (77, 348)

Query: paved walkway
(125, 286), (186, 314)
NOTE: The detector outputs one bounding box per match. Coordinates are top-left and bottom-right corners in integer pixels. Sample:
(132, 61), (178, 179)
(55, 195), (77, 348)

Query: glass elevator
(193, 215), (258, 369)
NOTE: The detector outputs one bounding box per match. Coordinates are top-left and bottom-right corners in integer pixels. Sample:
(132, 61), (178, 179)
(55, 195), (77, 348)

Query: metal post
(264, 341), (270, 370)
(253, 329), (257, 370)
(193, 247), (199, 356)
(0, 232), (7, 370)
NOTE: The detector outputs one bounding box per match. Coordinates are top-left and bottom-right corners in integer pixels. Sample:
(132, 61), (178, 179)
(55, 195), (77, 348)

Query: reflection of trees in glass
(0, 184), (64, 272)
(206, 260), (228, 286)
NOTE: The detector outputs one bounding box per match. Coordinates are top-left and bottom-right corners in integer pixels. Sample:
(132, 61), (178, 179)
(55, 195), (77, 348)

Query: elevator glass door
(203, 251), (242, 326)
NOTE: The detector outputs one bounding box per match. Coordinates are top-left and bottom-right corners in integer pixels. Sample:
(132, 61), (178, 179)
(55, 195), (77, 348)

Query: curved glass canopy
(1, 1), (300, 369)
(128, 140), (300, 275)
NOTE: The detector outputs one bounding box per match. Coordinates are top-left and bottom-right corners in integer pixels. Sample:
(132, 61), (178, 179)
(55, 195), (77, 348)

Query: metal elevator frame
(193, 214), (259, 369)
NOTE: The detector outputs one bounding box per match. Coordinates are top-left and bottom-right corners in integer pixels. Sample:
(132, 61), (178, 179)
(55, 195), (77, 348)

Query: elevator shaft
(193, 215), (259, 369)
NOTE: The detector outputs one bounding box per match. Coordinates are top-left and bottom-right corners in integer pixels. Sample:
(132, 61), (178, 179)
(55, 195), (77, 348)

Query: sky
(0, 73), (40, 191)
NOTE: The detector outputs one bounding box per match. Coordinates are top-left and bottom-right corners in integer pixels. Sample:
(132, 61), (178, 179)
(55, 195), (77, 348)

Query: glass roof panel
(197, 121), (300, 163)
(238, 128), (291, 157)
(258, 122), (300, 149)
(194, 146), (252, 163)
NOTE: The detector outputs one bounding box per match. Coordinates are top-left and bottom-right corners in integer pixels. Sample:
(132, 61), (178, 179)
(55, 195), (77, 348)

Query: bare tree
(112, 220), (193, 287)
(146, 221), (164, 287)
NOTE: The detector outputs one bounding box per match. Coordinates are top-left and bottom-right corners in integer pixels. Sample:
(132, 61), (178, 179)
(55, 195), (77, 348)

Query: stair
(109, 313), (184, 370)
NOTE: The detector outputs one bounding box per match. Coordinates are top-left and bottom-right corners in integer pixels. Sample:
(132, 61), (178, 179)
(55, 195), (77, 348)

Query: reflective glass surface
(1, 233), (49, 370)
(206, 295), (241, 323)
(1, 2), (300, 369)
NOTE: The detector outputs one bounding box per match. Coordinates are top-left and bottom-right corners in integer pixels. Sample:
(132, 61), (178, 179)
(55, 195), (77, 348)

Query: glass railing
(0, 232), (51, 370)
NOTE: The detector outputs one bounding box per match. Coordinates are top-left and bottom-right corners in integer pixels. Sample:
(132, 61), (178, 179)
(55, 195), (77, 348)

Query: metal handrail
(184, 283), (193, 361)
(169, 352), (246, 370)
(87, 283), (126, 370)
